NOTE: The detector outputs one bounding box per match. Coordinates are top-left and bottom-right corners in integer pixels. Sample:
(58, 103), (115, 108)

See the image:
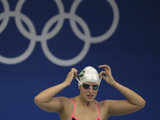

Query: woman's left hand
(99, 64), (116, 86)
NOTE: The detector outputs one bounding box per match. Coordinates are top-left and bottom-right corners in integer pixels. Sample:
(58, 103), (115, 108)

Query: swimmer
(34, 64), (146, 120)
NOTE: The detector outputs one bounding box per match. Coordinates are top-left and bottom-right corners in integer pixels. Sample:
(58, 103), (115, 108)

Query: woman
(34, 64), (146, 120)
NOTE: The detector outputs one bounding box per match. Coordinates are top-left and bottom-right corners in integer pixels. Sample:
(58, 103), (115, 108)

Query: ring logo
(0, 0), (119, 66)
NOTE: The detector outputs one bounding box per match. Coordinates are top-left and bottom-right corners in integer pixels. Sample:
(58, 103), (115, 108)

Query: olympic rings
(0, 0), (119, 66)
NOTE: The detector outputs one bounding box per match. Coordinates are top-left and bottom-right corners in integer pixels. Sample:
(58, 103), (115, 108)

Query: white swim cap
(76, 66), (101, 86)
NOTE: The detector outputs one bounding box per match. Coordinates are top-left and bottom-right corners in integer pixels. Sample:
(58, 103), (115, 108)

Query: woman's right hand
(64, 68), (78, 86)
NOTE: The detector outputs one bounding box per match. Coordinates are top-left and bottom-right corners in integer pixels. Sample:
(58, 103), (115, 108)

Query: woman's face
(79, 81), (99, 102)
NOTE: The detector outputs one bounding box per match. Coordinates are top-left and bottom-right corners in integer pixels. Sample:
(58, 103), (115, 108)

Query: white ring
(0, 0), (10, 33)
(14, 0), (65, 42)
(0, 16), (36, 64)
(0, 0), (120, 66)
(41, 13), (91, 66)
(70, 0), (120, 44)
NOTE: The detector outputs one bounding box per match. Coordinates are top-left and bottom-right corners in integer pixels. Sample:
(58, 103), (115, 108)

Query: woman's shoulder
(97, 99), (110, 108)
(62, 96), (77, 105)
(99, 100), (112, 108)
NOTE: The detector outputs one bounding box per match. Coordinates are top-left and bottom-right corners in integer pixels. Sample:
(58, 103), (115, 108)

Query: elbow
(141, 100), (146, 108)
(34, 96), (51, 104)
(138, 99), (146, 109)
(34, 97), (39, 104)
(34, 96), (42, 104)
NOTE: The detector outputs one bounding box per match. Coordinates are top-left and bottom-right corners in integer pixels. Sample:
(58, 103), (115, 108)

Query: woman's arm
(105, 81), (146, 116)
(99, 65), (146, 116)
(34, 68), (77, 113)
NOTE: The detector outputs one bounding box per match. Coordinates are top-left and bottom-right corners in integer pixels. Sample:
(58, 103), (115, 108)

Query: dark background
(0, 0), (157, 120)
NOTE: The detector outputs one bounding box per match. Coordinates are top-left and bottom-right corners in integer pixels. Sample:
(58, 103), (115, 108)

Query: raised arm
(99, 65), (146, 116)
(34, 68), (78, 113)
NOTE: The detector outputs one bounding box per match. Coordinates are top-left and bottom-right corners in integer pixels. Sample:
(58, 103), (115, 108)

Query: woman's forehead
(83, 81), (98, 85)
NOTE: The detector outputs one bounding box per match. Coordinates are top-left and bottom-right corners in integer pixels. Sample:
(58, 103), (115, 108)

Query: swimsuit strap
(72, 99), (75, 116)
(71, 99), (78, 120)
(95, 101), (101, 119)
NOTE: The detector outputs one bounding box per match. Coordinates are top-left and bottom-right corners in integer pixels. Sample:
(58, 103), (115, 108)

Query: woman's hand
(64, 68), (78, 86)
(99, 64), (116, 86)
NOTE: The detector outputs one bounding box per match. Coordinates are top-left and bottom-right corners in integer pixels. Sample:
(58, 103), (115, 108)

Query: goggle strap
(75, 76), (82, 85)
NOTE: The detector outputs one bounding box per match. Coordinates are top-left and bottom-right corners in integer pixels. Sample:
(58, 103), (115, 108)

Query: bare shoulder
(95, 100), (110, 112)
(95, 100), (111, 119)
(99, 99), (110, 108)
(55, 96), (70, 102)
(54, 96), (73, 108)
(62, 97), (73, 105)
(59, 97), (75, 118)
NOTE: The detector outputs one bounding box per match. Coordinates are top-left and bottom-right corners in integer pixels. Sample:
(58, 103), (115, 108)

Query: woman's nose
(88, 86), (94, 92)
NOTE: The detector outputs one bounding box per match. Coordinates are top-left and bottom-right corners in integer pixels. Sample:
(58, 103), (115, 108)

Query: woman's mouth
(87, 95), (94, 99)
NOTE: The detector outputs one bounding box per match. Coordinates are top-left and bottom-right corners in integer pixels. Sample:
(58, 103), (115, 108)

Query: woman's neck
(76, 95), (95, 107)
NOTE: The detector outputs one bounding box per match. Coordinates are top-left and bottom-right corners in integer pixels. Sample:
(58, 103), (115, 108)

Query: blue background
(0, 0), (157, 120)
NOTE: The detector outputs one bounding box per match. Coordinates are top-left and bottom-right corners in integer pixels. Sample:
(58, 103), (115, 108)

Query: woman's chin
(86, 97), (94, 102)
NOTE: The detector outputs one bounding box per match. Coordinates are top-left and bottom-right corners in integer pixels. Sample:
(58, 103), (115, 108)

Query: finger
(102, 76), (106, 80)
(72, 68), (79, 79)
(98, 64), (109, 69)
(99, 71), (108, 79)
(99, 71), (106, 76)
(99, 65), (110, 72)
(71, 68), (78, 73)
(99, 75), (107, 80)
